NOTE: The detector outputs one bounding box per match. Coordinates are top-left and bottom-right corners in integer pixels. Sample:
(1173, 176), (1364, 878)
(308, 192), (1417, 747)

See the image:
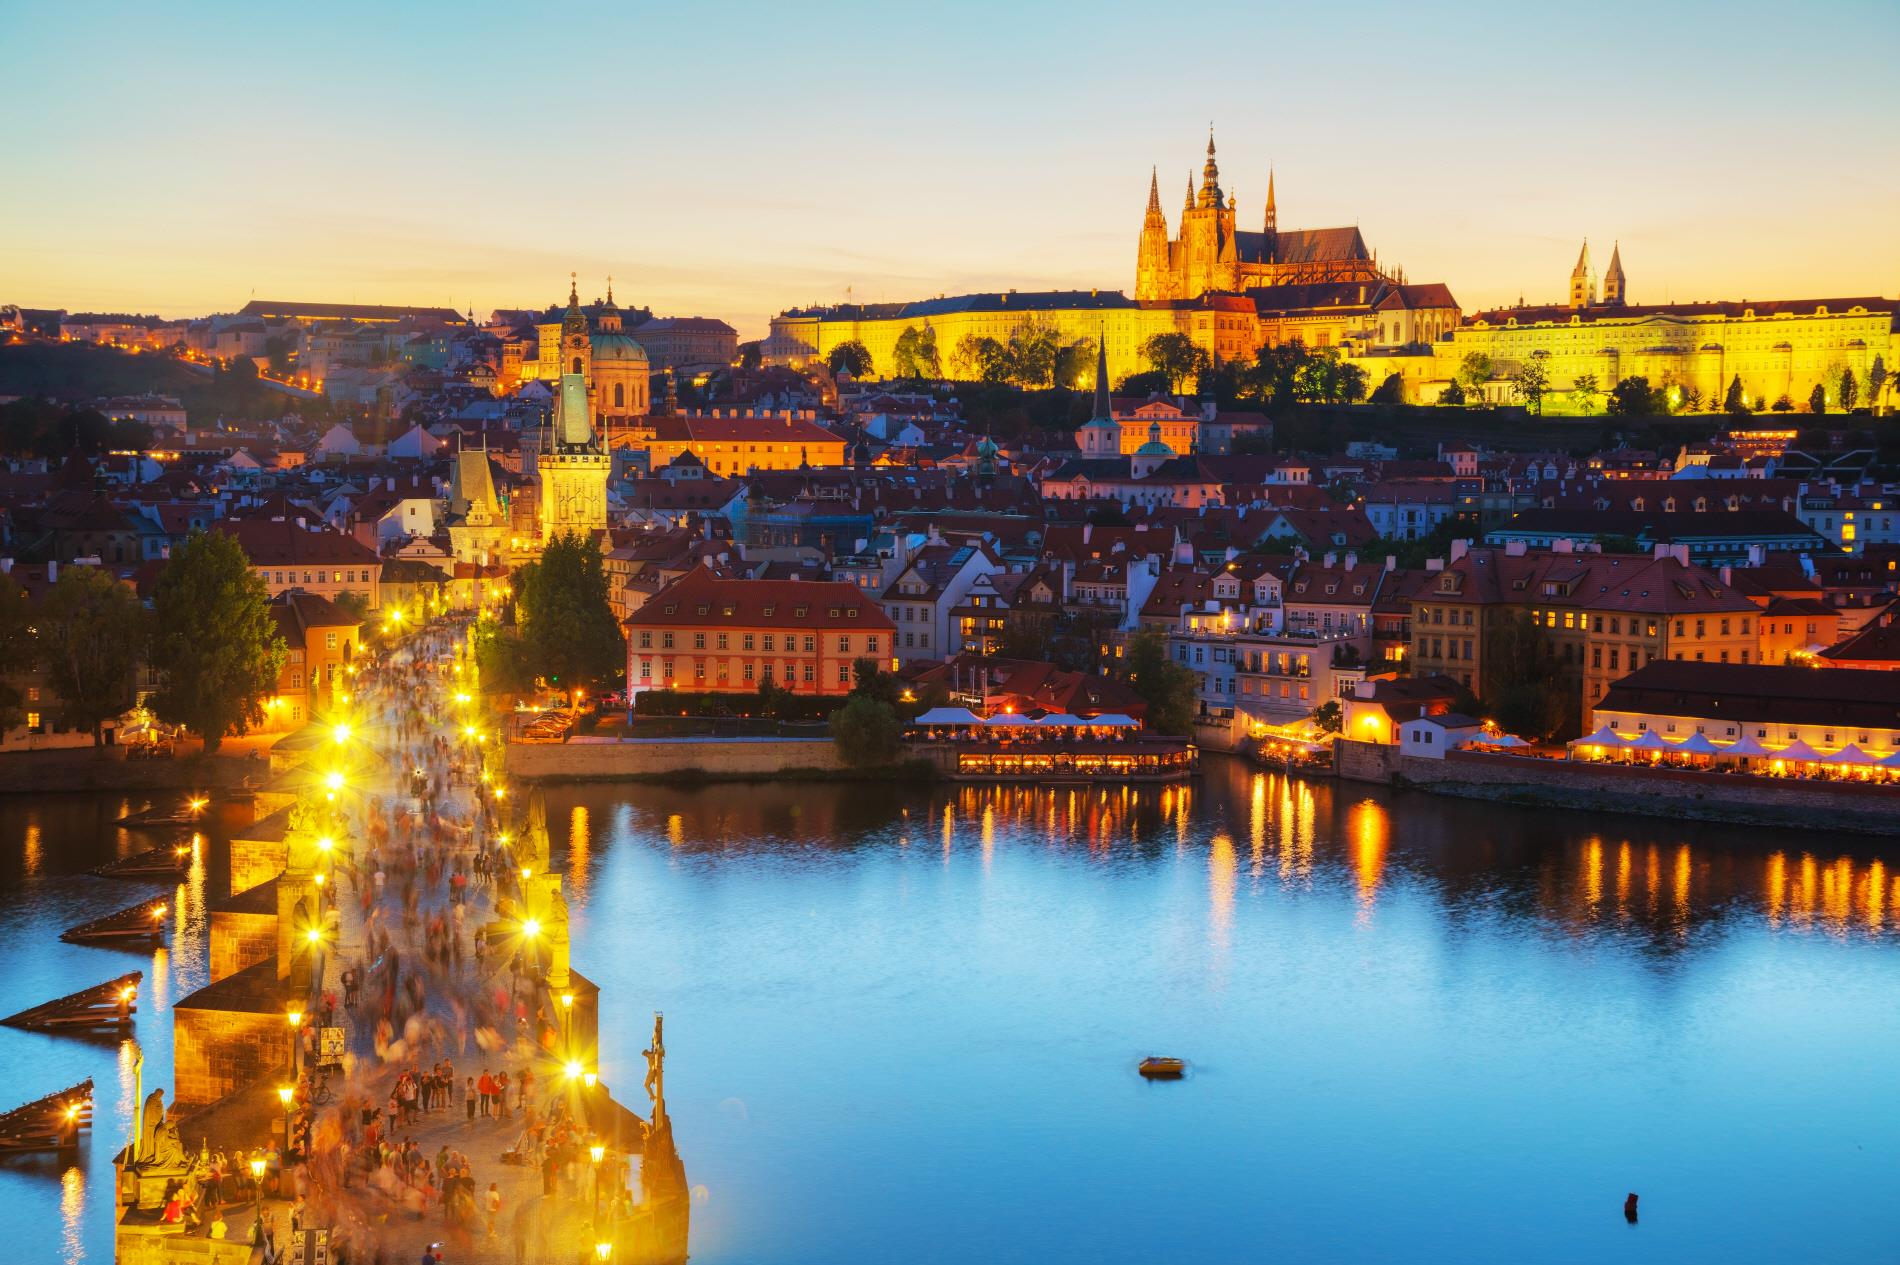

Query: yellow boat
(1138, 1057), (1186, 1079)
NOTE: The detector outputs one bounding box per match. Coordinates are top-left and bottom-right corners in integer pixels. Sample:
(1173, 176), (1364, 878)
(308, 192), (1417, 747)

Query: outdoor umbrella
(1086, 713), (1140, 728)
(1627, 730), (1673, 752)
(1823, 742), (1875, 766)
(1036, 713), (1085, 726)
(914, 707), (983, 726)
(985, 714), (1034, 727)
(1571, 726), (1625, 749)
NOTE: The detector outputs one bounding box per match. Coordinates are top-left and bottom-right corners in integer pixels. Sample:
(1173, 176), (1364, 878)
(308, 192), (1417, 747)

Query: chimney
(1552, 538), (1573, 554)
(1426, 558), (1445, 572)
(1385, 554), (1396, 571)
(1450, 539), (1470, 563)
(1323, 551), (1337, 568)
(1344, 551), (1358, 570)
(1748, 544), (1765, 567)
(1503, 540), (1527, 557)
(46, 561), (57, 582)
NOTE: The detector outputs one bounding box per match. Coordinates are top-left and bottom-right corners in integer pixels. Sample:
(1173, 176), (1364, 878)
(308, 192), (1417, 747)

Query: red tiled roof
(625, 566), (895, 630)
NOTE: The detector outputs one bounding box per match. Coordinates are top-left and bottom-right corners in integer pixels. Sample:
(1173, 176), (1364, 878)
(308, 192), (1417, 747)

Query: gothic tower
(1569, 240), (1597, 309)
(1602, 242), (1627, 307)
(538, 273), (611, 546)
(1134, 168), (1175, 301)
(1177, 132), (1239, 299)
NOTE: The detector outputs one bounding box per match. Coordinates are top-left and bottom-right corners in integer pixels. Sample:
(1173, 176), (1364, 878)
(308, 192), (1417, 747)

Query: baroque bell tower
(537, 273), (611, 546)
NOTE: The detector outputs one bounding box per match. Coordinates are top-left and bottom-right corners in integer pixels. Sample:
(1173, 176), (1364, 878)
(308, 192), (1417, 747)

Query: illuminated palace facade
(765, 133), (1460, 386)
(1408, 242), (1900, 410)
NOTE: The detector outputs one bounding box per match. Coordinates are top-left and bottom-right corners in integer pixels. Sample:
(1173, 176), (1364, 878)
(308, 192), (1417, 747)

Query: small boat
(1138, 1056), (1186, 1079)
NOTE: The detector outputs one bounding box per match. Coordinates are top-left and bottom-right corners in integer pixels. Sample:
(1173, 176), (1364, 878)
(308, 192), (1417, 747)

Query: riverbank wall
(506, 736), (854, 781)
(0, 745), (269, 795)
(1334, 738), (1900, 836)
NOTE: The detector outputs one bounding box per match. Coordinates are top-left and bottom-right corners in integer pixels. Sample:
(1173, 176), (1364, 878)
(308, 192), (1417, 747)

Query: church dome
(1135, 438), (1175, 457)
(591, 331), (648, 362)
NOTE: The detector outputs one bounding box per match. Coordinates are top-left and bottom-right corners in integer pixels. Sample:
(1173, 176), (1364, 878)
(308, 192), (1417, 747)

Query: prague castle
(765, 130), (1895, 410)
(767, 133), (1459, 386)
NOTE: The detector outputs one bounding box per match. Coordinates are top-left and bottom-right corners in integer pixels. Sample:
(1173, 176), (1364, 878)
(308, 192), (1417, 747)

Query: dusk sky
(6, 0), (1897, 337)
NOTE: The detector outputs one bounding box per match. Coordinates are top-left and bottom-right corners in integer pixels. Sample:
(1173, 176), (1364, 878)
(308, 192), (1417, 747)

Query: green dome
(1135, 438), (1174, 457)
(591, 331), (648, 362)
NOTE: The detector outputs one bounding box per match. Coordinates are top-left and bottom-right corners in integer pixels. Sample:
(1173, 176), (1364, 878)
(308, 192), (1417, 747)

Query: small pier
(91, 842), (194, 880)
(61, 898), (167, 945)
(0, 1079), (93, 1154)
(2, 971), (141, 1032)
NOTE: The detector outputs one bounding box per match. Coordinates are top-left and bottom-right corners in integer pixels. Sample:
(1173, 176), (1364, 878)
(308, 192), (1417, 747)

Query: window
(662, 659), (673, 678)
(803, 635), (814, 652)
(694, 660), (706, 681)
(661, 632), (674, 649)
(743, 633), (755, 650)
(693, 632), (705, 649)
(26, 711), (41, 731)
(325, 631), (338, 650)
(763, 634), (776, 652)
(743, 663), (754, 682)
(639, 631), (652, 648)
(838, 635), (850, 652)
(803, 663), (814, 682)
(716, 633), (728, 650)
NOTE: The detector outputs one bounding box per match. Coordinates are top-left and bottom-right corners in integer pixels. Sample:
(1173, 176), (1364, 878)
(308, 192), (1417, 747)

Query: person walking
(485, 1181), (502, 1238)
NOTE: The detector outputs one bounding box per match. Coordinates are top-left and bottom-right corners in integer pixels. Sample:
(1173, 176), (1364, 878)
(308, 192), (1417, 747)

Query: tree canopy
(39, 566), (146, 745)
(513, 532), (624, 690)
(149, 530), (287, 751)
(827, 340), (873, 378)
(1120, 627), (1197, 735)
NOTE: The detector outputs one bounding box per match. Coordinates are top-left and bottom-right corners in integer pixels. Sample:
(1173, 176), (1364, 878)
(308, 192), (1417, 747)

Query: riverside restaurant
(907, 708), (1197, 782)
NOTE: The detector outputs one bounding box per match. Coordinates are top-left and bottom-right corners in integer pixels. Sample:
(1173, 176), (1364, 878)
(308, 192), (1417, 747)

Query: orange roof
(625, 565), (895, 630)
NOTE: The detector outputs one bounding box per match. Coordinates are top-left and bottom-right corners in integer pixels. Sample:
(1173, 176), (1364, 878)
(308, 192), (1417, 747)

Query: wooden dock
(114, 797), (208, 830)
(0, 1079), (93, 1154)
(61, 899), (167, 945)
(91, 842), (193, 880)
(2, 972), (141, 1032)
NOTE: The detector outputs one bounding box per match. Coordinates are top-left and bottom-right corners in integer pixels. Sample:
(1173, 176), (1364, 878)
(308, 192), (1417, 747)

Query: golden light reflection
(665, 813), (684, 849)
(1615, 842), (1632, 919)
(1867, 860), (1886, 933)
(22, 816), (40, 877)
(568, 805), (591, 901)
(1582, 837), (1604, 916)
(942, 803), (954, 862)
(1248, 773), (1267, 879)
(60, 1162), (85, 1265)
(980, 804), (995, 871)
(1348, 799), (1388, 914)
(1671, 845), (1692, 931)
(1208, 831), (1235, 954)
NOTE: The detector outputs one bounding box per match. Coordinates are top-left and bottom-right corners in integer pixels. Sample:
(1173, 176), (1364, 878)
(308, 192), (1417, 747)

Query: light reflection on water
(3, 770), (1899, 1263)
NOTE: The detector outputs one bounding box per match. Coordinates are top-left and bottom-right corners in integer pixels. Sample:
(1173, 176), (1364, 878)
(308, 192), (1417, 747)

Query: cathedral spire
(1184, 172), (1195, 214)
(1603, 241), (1626, 307)
(1146, 167), (1161, 216)
(1198, 129), (1221, 208)
(1264, 168), (1277, 233)
(605, 274), (614, 305)
(1091, 328), (1112, 421)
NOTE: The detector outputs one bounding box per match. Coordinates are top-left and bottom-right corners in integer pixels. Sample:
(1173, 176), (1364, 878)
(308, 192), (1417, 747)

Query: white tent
(1036, 713), (1085, 726)
(1628, 730), (1673, 751)
(1085, 713), (1140, 728)
(1716, 733), (1772, 758)
(1571, 726), (1626, 749)
(985, 714), (1034, 727)
(1773, 738), (1823, 762)
(914, 707), (984, 726)
(1823, 742), (1875, 766)
(1673, 732), (1721, 755)
(1477, 732), (1531, 748)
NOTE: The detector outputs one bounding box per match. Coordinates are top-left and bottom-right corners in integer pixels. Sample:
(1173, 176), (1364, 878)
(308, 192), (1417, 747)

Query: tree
(1510, 359), (1551, 414)
(0, 574), (34, 730)
(1869, 355), (1888, 415)
(149, 530), (287, 751)
(1116, 369), (1171, 396)
(1481, 612), (1571, 741)
(1771, 394), (1794, 412)
(1809, 383), (1827, 415)
(1607, 375), (1658, 416)
(957, 334), (1010, 384)
(263, 335), (293, 377)
(472, 615), (533, 695)
(891, 325), (941, 380)
(514, 532), (624, 690)
(1141, 332), (1209, 393)
(1438, 380), (1466, 406)
(827, 340), (872, 378)
(1455, 352), (1494, 401)
(1053, 336), (1096, 390)
(1002, 318), (1062, 388)
(1370, 373), (1404, 405)
(1839, 368), (1858, 412)
(1251, 343), (1309, 410)
(1569, 373), (1600, 416)
(1723, 375), (1747, 415)
(1120, 627), (1197, 736)
(1311, 699), (1343, 734)
(38, 566), (145, 745)
(829, 693), (902, 766)
(1337, 361), (1369, 404)
(737, 341), (762, 371)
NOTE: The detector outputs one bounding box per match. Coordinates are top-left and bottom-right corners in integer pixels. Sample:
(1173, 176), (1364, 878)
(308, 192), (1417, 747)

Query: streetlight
(595, 1243), (613, 1262)
(287, 1010), (303, 1078)
(332, 722), (351, 745)
(277, 1085), (294, 1160)
(561, 991), (574, 1055)
(250, 1156), (266, 1211)
(590, 1143), (606, 1233)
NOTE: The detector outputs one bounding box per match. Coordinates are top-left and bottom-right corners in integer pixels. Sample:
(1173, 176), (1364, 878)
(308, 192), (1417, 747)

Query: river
(1, 760), (1896, 1262)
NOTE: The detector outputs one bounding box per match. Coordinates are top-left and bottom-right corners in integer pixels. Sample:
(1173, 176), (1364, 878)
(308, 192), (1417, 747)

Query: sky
(4, 0), (1897, 338)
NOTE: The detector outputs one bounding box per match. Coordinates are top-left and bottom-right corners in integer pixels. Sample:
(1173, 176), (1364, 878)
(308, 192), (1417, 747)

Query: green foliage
(472, 616), (533, 694)
(1365, 517), (1463, 570)
(827, 340), (873, 378)
(513, 533), (625, 690)
(1120, 627), (1197, 736)
(1311, 699), (1343, 734)
(1369, 373), (1404, 405)
(1510, 359), (1550, 414)
(1839, 368), (1858, 412)
(828, 694), (903, 766)
(1438, 379), (1466, 406)
(1115, 369), (1171, 396)
(1869, 356), (1887, 411)
(38, 566), (146, 744)
(891, 325), (942, 380)
(1140, 332), (1210, 392)
(737, 341), (762, 371)
(0, 575), (34, 730)
(1607, 375), (1663, 416)
(1771, 394), (1794, 412)
(148, 531), (287, 751)
(1723, 375), (1746, 414)
(1569, 373), (1600, 416)
(1809, 383), (1827, 415)
(1595, 533), (1644, 555)
(1480, 612), (1572, 741)
(1052, 336), (1095, 390)
(1455, 352), (1494, 400)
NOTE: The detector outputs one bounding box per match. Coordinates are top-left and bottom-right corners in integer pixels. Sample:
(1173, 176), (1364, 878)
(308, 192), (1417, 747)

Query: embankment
(505, 736), (935, 784)
(0, 746), (267, 795)
(1335, 739), (1900, 837)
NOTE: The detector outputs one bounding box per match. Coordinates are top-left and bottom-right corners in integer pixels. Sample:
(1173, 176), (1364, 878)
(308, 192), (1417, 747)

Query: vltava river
(2, 761), (1897, 1262)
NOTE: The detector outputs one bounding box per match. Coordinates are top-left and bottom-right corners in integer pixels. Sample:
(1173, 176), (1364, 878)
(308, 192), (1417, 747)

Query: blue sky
(3, 0), (1896, 335)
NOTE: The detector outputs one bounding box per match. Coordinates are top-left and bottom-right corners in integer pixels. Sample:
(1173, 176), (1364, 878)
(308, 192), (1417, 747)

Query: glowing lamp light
(120, 986), (136, 1002)
(65, 1104), (79, 1121)
(151, 904), (167, 920)
(316, 836), (333, 852)
(250, 1158), (266, 1180)
(332, 722), (351, 744)
(188, 797), (209, 813)
(287, 1010), (303, 1029)
(590, 1144), (605, 1163)
(520, 866), (532, 882)
(583, 1071), (598, 1089)
(277, 1085), (294, 1106)
(561, 993), (574, 1010)
(522, 917), (541, 938)
(596, 1244), (613, 1262)
(324, 771), (344, 793)
(564, 1060), (583, 1081)
(306, 927), (322, 945)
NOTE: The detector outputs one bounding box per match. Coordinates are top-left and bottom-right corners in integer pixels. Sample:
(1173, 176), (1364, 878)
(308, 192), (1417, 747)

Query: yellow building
(520, 277), (650, 420)
(534, 296), (612, 544)
(644, 412), (846, 477)
(1409, 244), (1899, 410)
